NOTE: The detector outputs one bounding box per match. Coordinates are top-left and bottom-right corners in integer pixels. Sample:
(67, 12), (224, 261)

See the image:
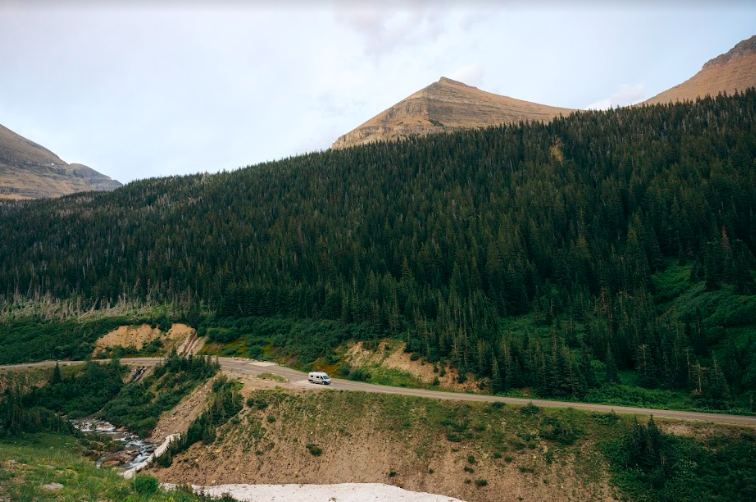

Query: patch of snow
(167, 483), (467, 502)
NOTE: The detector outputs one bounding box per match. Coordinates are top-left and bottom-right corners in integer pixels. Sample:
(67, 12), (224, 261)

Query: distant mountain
(332, 77), (573, 149)
(0, 123), (121, 200)
(645, 35), (756, 105)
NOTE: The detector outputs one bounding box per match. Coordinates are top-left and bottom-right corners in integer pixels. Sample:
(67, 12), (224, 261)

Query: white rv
(308, 371), (332, 385)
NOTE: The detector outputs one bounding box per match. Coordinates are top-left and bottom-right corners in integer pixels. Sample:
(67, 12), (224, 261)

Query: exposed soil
(93, 323), (199, 356)
(149, 379), (215, 444)
(346, 341), (482, 393)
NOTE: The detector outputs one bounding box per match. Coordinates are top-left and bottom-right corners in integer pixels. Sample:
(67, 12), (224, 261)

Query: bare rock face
(645, 35), (756, 105)
(0, 123), (122, 200)
(332, 77), (574, 149)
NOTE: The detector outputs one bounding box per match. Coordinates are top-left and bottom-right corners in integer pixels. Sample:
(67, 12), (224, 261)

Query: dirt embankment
(94, 323), (204, 356)
(149, 382), (616, 502)
(346, 341), (482, 393)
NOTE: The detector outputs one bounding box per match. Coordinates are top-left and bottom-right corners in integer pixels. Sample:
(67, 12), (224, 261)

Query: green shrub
(306, 444), (323, 456)
(592, 411), (620, 426)
(520, 402), (540, 416)
(541, 417), (582, 445)
(348, 367), (372, 382)
(132, 474), (159, 495)
(475, 479), (488, 487)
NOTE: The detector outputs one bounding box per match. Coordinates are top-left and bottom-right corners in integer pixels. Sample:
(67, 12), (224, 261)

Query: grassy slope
(654, 262), (756, 341)
(0, 433), (225, 502)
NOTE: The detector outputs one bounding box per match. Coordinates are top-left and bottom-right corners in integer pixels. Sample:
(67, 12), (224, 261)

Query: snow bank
(167, 483), (467, 502)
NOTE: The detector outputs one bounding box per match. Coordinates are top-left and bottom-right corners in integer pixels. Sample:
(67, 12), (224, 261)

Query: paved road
(3, 357), (755, 426)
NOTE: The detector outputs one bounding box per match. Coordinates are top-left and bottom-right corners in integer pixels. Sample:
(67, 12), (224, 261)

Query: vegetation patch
(102, 353), (220, 437)
(256, 372), (287, 383)
(0, 433), (237, 501)
(604, 418), (756, 502)
(0, 317), (130, 364)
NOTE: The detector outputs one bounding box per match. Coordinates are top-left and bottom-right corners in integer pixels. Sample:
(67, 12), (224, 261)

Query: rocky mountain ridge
(645, 35), (756, 105)
(334, 36), (755, 149)
(0, 122), (121, 200)
(332, 77), (573, 149)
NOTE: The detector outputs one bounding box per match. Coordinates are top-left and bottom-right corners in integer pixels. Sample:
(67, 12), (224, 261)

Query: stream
(71, 418), (158, 475)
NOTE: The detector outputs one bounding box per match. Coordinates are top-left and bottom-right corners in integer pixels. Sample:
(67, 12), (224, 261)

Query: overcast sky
(0, 1), (754, 184)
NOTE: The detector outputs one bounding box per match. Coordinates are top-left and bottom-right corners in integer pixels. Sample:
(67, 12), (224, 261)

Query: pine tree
(605, 343), (620, 385)
(51, 362), (62, 385)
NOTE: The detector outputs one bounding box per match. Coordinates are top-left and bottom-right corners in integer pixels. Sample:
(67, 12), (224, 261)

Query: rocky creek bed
(71, 418), (166, 477)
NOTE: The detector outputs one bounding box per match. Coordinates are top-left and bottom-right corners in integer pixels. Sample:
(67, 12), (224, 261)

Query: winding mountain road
(2, 357), (755, 426)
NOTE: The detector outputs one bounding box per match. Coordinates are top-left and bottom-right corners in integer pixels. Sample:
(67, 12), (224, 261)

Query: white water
(123, 433), (178, 479)
(72, 417), (174, 477)
(166, 483), (467, 502)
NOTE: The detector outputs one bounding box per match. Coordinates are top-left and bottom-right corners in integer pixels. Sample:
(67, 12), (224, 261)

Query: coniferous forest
(2, 91), (756, 409)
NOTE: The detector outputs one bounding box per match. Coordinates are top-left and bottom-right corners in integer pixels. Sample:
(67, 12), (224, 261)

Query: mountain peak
(332, 78), (573, 149)
(437, 76), (471, 87)
(645, 35), (756, 105)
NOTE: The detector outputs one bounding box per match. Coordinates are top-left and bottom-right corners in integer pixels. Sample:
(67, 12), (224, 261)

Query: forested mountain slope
(2, 91), (756, 408)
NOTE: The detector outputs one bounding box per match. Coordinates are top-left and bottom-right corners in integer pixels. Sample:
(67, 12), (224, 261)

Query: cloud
(333, 0), (447, 58)
(450, 63), (483, 86)
(585, 83), (646, 110)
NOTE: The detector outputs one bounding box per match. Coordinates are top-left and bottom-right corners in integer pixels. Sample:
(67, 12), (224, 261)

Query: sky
(0, 1), (754, 184)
